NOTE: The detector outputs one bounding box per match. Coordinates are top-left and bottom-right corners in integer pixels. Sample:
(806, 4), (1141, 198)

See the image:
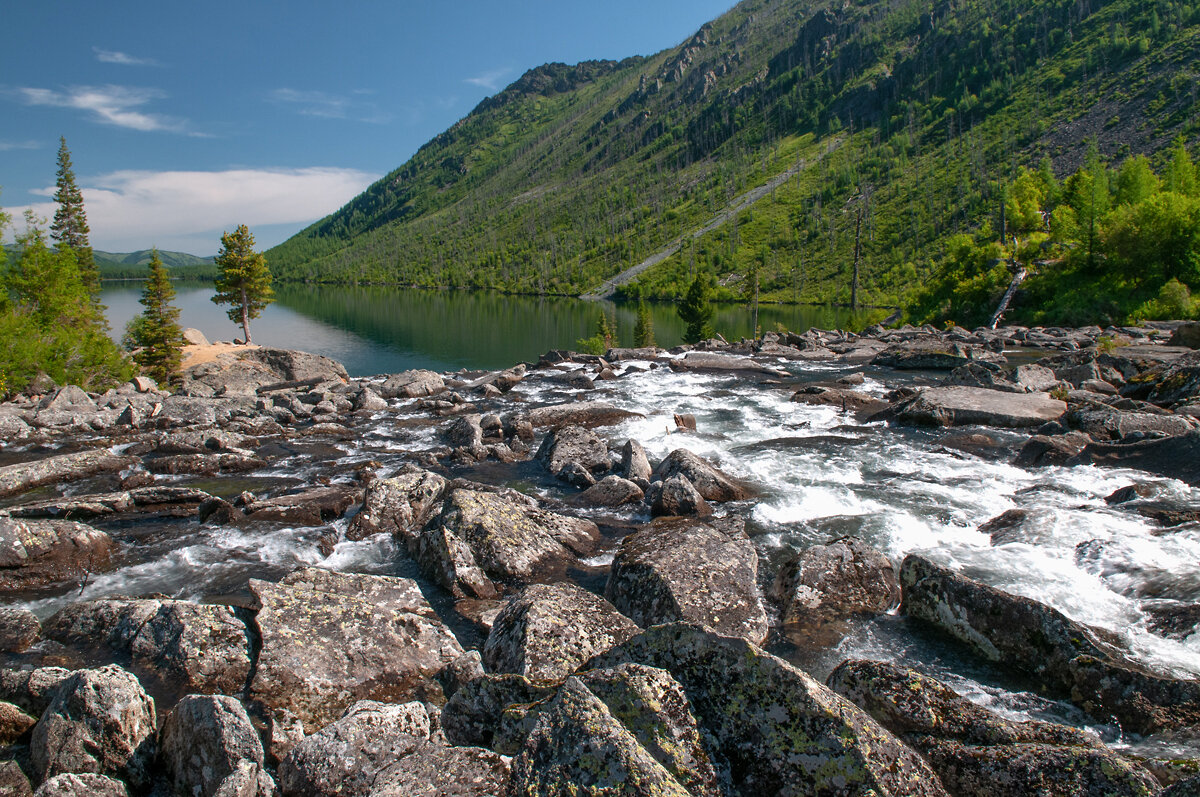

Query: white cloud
(8, 167), (379, 253)
(270, 88), (391, 124)
(17, 84), (186, 133)
(0, 139), (40, 152)
(93, 48), (160, 67)
(465, 68), (511, 92)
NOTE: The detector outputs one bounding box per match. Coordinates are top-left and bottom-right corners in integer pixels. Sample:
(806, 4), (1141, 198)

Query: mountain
(94, 249), (216, 279)
(267, 0), (1200, 314)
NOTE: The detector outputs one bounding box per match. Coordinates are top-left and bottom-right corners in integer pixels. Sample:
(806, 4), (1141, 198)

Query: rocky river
(0, 320), (1199, 796)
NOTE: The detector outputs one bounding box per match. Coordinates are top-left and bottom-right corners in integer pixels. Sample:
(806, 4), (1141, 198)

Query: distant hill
(266, 0), (1200, 316)
(94, 249), (215, 279)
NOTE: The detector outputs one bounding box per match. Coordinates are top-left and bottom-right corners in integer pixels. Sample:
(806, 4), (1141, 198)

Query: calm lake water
(101, 281), (880, 376)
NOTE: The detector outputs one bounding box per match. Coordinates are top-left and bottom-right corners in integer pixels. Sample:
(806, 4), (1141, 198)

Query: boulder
(278, 700), (430, 797)
(790, 386), (889, 418)
(367, 742), (510, 797)
(0, 667), (72, 717)
(483, 584), (640, 682)
(182, 328), (210, 346)
(0, 759), (32, 796)
(30, 665), (156, 788)
(884, 386), (1066, 428)
(248, 568), (463, 732)
(421, 488), (600, 598)
(588, 623), (949, 796)
(900, 554), (1200, 734)
(241, 484), (361, 525)
(1167, 322), (1200, 349)
(33, 774), (128, 797)
(346, 467), (448, 543)
(7, 486), (215, 521)
(43, 599), (251, 696)
(183, 347), (348, 396)
(0, 450), (137, 499)
(534, 425), (610, 481)
(606, 517), (768, 645)
(1013, 431), (1092, 467)
(652, 449), (752, 502)
(1135, 350), (1200, 406)
(0, 607), (40, 653)
(1067, 405), (1196, 441)
(158, 694), (266, 797)
(1068, 430), (1200, 486)
(670, 352), (788, 377)
(945, 362), (1024, 393)
(0, 700), (37, 745)
(509, 677), (694, 796)
(0, 518), (113, 592)
(873, 341), (1002, 370)
(828, 658), (1159, 797)
(525, 401), (641, 429)
(769, 537), (900, 628)
(1011, 363), (1061, 392)
(37, 386), (95, 412)
(441, 673), (558, 750)
(649, 474), (711, 517)
(380, 370), (445, 399)
(573, 475), (644, 508)
(620, 440), (652, 483)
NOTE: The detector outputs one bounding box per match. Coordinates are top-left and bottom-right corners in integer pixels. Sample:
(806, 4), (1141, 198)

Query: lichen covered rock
(606, 517), (768, 645)
(483, 583), (640, 682)
(158, 694), (266, 797)
(249, 568), (463, 732)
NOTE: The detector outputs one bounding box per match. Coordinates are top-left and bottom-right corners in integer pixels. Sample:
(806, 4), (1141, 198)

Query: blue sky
(1, 0), (734, 254)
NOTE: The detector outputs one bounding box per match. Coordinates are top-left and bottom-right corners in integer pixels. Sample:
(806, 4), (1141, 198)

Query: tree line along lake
(100, 281), (878, 376)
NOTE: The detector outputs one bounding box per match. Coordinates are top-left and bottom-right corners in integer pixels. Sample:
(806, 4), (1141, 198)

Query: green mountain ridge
(267, 0), (1200, 320)
(94, 249), (215, 279)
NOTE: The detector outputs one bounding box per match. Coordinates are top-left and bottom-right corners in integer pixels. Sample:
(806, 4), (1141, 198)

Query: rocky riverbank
(0, 320), (1198, 795)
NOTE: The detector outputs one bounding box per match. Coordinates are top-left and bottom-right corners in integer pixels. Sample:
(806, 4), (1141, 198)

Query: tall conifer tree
(212, 225), (274, 344)
(49, 137), (99, 298)
(132, 250), (184, 385)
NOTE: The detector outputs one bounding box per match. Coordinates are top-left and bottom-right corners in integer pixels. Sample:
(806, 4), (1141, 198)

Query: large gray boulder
(770, 537), (900, 629)
(44, 599), (251, 696)
(367, 743), (510, 797)
(828, 659), (1160, 797)
(534, 425), (610, 482)
(885, 386), (1066, 428)
(620, 439), (652, 483)
(33, 774), (128, 797)
(573, 475), (645, 508)
(278, 700), (430, 797)
(873, 340), (1003, 370)
(0, 667), (72, 717)
(346, 467), (449, 543)
(0, 606), (41, 653)
(649, 473), (711, 518)
(380, 369), (445, 399)
(670, 352), (789, 377)
(248, 568), (463, 732)
(652, 449), (752, 502)
(183, 347), (348, 396)
(158, 694), (268, 797)
(1068, 429), (1200, 486)
(606, 517), (768, 645)
(588, 623), (950, 796)
(525, 401), (641, 429)
(483, 583), (640, 682)
(441, 673), (558, 751)
(509, 677), (693, 796)
(900, 554), (1200, 734)
(30, 665), (156, 788)
(0, 518), (113, 593)
(420, 488), (600, 599)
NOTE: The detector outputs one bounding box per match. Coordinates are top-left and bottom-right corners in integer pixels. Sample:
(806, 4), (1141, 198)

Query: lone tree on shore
(212, 224), (273, 344)
(678, 271), (715, 343)
(50, 137), (99, 299)
(130, 250), (184, 385)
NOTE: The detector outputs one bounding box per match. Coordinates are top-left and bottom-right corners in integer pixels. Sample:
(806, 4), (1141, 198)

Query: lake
(101, 281), (880, 376)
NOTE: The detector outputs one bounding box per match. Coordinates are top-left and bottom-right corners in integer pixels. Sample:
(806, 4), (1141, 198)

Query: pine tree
(634, 300), (655, 347)
(1165, 137), (1197, 196)
(131, 250), (184, 385)
(678, 272), (715, 343)
(212, 225), (274, 344)
(49, 137), (99, 298)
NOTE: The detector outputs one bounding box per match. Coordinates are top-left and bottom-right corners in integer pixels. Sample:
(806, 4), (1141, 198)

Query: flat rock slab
(888, 386), (1066, 428)
(606, 517), (768, 645)
(0, 450), (137, 499)
(6, 486), (215, 520)
(1069, 430), (1200, 486)
(526, 401), (642, 429)
(670, 352), (789, 377)
(249, 567), (464, 732)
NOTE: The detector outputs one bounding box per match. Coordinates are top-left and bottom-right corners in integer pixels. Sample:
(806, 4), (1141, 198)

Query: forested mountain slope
(267, 0), (1200, 319)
